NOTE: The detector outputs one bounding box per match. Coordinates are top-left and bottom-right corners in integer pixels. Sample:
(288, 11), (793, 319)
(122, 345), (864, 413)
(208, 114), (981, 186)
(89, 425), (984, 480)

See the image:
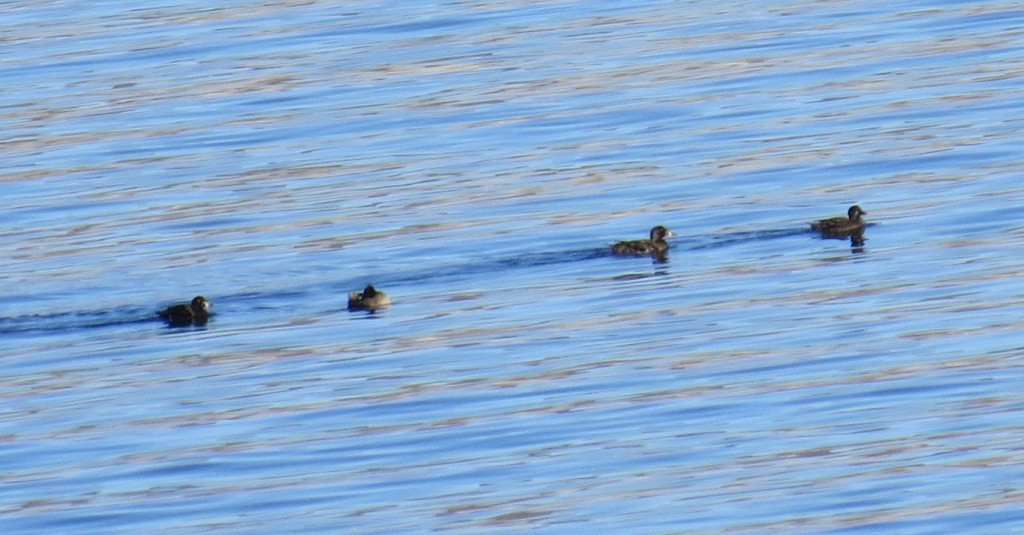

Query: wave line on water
(2, 227), (818, 335)
(0, 308), (160, 335)
(685, 227), (811, 251)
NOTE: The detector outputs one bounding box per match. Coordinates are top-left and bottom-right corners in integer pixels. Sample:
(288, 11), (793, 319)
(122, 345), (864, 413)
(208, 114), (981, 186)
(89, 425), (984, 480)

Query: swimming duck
(158, 295), (211, 327)
(348, 285), (391, 310)
(811, 205), (867, 236)
(612, 225), (675, 256)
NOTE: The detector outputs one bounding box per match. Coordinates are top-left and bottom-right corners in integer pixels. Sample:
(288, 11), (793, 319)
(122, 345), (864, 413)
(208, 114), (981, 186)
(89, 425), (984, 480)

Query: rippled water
(4, 1), (1024, 532)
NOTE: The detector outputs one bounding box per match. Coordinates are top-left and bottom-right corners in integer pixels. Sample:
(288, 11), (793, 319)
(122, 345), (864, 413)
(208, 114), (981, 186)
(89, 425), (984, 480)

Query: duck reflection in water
(848, 228), (866, 251)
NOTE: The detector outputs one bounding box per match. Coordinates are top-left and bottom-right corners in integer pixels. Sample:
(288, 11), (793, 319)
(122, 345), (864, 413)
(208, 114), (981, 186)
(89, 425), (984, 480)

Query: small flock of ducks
(158, 205), (868, 327)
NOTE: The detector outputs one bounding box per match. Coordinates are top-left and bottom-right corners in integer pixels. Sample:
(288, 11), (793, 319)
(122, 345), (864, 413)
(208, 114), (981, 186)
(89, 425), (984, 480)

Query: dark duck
(158, 295), (211, 327)
(811, 205), (867, 237)
(611, 225), (675, 256)
(348, 285), (391, 311)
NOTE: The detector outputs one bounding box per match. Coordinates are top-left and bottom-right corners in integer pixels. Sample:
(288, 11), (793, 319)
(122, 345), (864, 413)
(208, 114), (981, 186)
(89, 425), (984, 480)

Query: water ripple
(3, 1), (1024, 533)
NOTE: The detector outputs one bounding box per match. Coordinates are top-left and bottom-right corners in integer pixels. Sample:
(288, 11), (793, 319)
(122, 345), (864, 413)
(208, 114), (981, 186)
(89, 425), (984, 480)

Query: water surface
(3, 1), (1024, 533)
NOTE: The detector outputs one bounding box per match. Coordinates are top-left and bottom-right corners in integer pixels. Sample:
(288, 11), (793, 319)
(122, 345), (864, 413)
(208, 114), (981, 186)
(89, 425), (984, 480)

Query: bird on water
(611, 225), (675, 256)
(158, 295), (211, 327)
(348, 285), (391, 311)
(811, 205), (867, 237)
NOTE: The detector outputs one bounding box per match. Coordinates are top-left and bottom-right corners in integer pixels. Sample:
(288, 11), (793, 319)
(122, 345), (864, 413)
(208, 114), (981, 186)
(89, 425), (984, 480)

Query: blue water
(3, 1), (1024, 533)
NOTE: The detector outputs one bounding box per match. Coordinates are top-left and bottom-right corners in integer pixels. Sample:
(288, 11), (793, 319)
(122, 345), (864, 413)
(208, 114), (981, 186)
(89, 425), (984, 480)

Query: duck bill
(665, 230), (676, 238)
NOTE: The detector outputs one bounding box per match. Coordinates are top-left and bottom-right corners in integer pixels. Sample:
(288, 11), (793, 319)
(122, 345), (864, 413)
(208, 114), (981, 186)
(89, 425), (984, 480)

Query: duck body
(811, 205), (867, 236)
(612, 225), (675, 256)
(348, 285), (391, 310)
(158, 295), (211, 327)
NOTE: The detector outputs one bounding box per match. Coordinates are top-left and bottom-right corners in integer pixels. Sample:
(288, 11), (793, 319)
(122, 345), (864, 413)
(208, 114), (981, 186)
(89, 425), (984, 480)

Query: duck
(811, 205), (867, 236)
(612, 225), (675, 256)
(158, 295), (211, 327)
(348, 285), (391, 310)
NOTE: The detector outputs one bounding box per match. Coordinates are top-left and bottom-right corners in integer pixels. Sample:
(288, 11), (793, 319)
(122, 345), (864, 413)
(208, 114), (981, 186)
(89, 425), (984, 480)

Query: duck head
(191, 295), (212, 313)
(847, 205), (866, 222)
(650, 225), (675, 242)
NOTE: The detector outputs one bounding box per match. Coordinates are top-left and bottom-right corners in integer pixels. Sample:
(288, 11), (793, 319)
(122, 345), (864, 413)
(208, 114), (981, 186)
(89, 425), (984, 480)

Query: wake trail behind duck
(3, 229), (811, 335)
(684, 228), (809, 251)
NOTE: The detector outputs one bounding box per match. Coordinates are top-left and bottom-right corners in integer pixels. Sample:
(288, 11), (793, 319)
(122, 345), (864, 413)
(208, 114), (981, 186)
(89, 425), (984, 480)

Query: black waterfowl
(348, 285), (391, 310)
(612, 225), (675, 256)
(811, 205), (867, 236)
(158, 295), (211, 327)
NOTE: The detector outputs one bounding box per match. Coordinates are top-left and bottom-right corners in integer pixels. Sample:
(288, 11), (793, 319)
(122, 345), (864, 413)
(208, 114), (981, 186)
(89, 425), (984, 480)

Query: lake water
(3, 1), (1024, 533)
